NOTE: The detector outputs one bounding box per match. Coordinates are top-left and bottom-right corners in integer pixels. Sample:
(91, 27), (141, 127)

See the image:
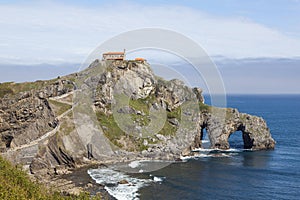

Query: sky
(0, 0), (299, 93)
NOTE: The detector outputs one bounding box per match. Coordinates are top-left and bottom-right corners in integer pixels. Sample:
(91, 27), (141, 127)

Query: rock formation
(0, 79), (73, 152)
(198, 108), (275, 150)
(0, 60), (275, 176)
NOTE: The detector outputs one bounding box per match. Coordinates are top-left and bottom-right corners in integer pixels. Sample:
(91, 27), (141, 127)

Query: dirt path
(7, 92), (74, 152)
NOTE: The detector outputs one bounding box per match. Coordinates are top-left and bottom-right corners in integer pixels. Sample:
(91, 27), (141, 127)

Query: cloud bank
(0, 2), (300, 64)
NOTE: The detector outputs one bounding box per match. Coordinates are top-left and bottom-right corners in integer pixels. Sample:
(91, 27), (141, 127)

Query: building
(102, 50), (125, 60)
(134, 57), (146, 61)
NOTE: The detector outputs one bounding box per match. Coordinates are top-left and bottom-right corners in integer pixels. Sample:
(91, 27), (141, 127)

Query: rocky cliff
(0, 60), (275, 178)
(0, 79), (74, 152)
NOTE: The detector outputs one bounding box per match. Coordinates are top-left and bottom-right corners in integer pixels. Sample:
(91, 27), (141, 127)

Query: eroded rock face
(93, 60), (156, 114)
(0, 93), (55, 151)
(193, 108), (275, 151)
(30, 135), (76, 175)
(239, 113), (275, 149)
(0, 79), (74, 153)
(156, 79), (201, 110)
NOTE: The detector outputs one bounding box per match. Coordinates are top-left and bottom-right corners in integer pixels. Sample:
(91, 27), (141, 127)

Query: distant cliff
(0, 60), (275, 178)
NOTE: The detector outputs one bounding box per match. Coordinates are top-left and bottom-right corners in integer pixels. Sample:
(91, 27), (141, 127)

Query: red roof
(135, 57), (146, 61)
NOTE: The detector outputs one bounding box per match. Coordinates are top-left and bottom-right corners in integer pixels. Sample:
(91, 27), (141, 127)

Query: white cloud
(0, 2), (300, 64)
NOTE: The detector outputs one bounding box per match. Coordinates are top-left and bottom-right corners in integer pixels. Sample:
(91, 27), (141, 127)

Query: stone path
(4, 92), (73, 153)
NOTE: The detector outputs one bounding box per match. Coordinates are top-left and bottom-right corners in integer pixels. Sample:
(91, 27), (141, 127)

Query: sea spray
(88, 166), (166, 200)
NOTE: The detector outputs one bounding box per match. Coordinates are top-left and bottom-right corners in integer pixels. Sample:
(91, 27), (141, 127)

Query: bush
(0, 155), (100, 200)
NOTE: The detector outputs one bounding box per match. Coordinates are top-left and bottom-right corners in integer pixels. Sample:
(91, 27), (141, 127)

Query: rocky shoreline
(0, 59), (276, 199)
(32, 162), (115, 199)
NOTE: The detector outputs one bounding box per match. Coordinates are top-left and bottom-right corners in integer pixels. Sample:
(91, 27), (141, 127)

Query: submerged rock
(118, 179), (129, 184)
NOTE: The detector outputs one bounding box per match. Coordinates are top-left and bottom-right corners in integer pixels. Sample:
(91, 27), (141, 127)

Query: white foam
(195, 153), (214, 158)
(128, 160), (141, 168)
(201, 139), (210, 143)
(192, 148), (246, 153)
(88, 168), (151, 200)
(88, 167), (165, 200)
(180, 155), (193, 160)
(180, 148), (249, 160)
(118, 160), (173, 173)
(104, 184), (141, 200)
(153, 176), (166, 182)
(192, 148), (213, 152)
(221, 148), (240, 152)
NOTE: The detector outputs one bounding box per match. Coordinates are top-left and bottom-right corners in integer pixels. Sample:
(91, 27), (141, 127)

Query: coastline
(36, 163), (116, 200)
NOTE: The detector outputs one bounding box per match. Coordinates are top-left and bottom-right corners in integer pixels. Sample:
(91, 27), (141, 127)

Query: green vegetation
(59, 112), (76, 136)
(129, 95), (157, 113)
(49, 99), (72, 116)
(156, 106), (181, 136)
(129, 96), (157, 126)
(199, 102), (211, 112)
(167, 106), (181, 119)
(96, 111), (125, 148)
(0, 79), (59, 98)
(130, 113), (150, 126)
(96, 96), (184, 151)
(239, 113), (248, 121)
(0, 82), (14, 98)
(0, 76), (75, 99)
(96, 110), (147, 151)
(157, 119), (178, 136)
(0, 155), (100, 200)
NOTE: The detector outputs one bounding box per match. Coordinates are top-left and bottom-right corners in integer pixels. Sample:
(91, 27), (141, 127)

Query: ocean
(88, 95), (300, 200)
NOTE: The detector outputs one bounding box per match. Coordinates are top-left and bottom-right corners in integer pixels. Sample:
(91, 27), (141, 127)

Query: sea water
(89, 95), (300, 200)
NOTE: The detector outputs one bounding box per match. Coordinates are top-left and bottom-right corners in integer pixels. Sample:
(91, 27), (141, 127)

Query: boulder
(118, 179), (129, 184)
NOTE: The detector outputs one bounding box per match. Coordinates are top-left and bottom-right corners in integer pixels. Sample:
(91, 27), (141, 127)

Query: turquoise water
(138, 95), (300, 200)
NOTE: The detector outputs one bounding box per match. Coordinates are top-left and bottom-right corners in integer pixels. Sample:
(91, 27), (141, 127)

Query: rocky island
(0, 59), (275, 197)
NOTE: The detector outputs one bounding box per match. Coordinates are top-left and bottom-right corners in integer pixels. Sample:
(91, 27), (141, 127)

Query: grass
(129, 94), (157, 114)
(199, 102), (211, 112)
(167, 106), (181, 119)
(0, 76), (75, 99)
(49, 99), (72, 116)
(0, 79), (59, 98)
(128, 94), (159, 126)
(0, 155), (100, 200)
(96, 111), (125, 148)
(96, 96), (184, 150)
(130, 114), (150, 126)
(0, 82), (14, 98)
(129, 98), (149, 114)
(96, 111), (153, 151)
(59, 112), (76, 136)
(157, 106), (181, 137)
(157, 120), (178, 136)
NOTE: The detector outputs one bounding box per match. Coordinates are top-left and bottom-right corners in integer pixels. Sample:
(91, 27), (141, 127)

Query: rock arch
(194, 108), (275, 150)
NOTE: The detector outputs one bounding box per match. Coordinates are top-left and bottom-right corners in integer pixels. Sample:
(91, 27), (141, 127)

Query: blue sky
(63, 0), (300, 34)
(36, 0), (300, 36)
(0, 0), (299, 93)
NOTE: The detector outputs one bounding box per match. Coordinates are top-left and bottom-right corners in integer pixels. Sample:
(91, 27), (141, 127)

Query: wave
(88, 167), (166, 200)
(128, 160), (141, 169)
(149, 174), (166, 183)
(182, 148), (254, 160)
(201, 139), (210, 143)
(193, 147), (253, 153)
(112, 159), (173, 173)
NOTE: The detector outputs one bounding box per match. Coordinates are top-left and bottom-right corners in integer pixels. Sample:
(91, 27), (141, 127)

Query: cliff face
(0, 93), (54, 150)
(0, 80), (73, 152)
(0, 60), (275, 176)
